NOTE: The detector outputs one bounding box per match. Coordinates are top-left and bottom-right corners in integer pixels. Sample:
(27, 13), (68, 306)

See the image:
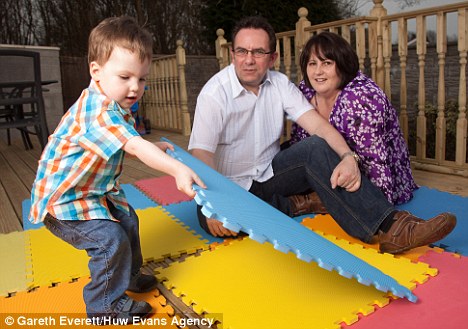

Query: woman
(290, 31), (417, 205)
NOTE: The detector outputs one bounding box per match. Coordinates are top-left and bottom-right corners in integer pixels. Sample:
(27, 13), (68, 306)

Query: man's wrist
(341, 151), (360, 163)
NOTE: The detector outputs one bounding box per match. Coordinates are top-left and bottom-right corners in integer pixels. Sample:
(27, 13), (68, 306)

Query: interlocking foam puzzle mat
(122, 183), (159, 210)
(162, 200), (224, 244)
(135, 175), (193, 205)
(398, 186), (468, 255)
(163, 138), (416, 302)
(27, 227), (90, 288)
(10, 207), (210, 291)
(5, 138), (468, 328)
(0, 276), (177, 328)
(138, 207), (209, 262)
(0, 231), (30, 297)
(342, 251), (468, 329)
(156, 238), (432, 329)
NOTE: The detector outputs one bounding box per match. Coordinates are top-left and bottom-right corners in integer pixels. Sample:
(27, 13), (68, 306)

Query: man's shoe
(127, 273), (158, 293)
(378, 211), (456, 254)
(288, 192), (327, 216)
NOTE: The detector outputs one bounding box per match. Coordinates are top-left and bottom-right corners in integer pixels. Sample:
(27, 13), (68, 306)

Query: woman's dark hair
(300, 31), (359, 90)
(231, 16), (276, 53)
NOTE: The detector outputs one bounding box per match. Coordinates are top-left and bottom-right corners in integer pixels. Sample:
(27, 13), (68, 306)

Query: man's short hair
(231, 16), (276, 53)
(88, 16), (153, 65)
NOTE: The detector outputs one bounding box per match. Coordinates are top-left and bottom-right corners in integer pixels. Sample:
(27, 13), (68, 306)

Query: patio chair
(0, 49), (50, 150)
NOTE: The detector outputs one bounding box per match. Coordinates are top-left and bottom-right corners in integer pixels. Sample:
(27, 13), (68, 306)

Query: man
(189, 16), (456, 254)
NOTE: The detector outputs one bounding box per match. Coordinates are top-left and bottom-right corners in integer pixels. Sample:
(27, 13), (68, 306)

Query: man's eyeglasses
(233, 48), (274, 58)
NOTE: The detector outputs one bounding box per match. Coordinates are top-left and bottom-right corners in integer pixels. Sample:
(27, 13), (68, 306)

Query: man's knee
(301, 135), (329, 151)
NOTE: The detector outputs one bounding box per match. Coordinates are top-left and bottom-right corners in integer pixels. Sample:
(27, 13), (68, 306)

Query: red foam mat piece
(134, 176), (192, 205)
(342, 251), (468, 329)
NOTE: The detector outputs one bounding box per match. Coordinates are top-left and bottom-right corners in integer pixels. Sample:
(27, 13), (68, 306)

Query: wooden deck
(1, 129), (468, 234)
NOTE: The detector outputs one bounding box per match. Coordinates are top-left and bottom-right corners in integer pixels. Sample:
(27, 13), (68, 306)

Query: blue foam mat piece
(162, 200), (224, 244)
(121, 183), (159, 210)
(21, 184), (157, 231)
(22, 199), (43, 230)
(162, 138), (417, 302)
(397, 186), (468, 255)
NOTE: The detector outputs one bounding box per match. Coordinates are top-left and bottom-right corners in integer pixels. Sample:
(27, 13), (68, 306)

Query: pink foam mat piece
(134, 175), (192, 205)
(342, 251), (468, 329)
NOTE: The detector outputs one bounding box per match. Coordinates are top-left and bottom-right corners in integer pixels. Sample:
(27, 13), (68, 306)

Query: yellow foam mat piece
(311, 231), (436, 290)
(27, 227), (90, 287)
(0, 231), (31, 296)
(302, 215), (438, 262)
(138, 207), (208, 262)
(0, 277), (177, 328)
(158, 238), (422, 329)
(24, 207), (207, 288)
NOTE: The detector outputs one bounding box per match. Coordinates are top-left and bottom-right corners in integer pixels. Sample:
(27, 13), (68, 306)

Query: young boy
(29, 16), (205, 322)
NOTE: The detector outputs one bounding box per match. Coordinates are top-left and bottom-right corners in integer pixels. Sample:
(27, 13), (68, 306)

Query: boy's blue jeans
(198, 136), (394, 243)
(43, 201), (142, 316)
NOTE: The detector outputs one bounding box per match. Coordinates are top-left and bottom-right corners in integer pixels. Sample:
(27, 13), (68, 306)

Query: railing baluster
(382, 19), (392, 98)
(356, 22), (366, 71)
(436, 11), (447, 163)
(416, 15), (427, 160)
(456, 8), (467, 166)
(398, 18), (409, 142)
(283, 36), (292, 80)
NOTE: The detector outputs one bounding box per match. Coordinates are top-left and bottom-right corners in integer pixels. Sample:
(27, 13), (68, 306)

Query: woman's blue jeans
(252, 135), (394, 242)
(43, 201), (142, 316)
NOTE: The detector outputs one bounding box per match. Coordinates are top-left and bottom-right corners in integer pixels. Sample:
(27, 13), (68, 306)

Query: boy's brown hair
(88, 16), (153, 65)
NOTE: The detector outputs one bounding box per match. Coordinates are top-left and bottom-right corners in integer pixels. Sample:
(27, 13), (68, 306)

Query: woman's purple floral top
(291, 71), (418, 205)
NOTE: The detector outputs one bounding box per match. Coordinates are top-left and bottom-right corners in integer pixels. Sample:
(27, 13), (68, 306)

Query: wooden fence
(140, 40), (191, 136)
(215, 0), (468, 177)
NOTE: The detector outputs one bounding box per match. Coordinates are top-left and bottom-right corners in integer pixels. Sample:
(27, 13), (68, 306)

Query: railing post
(369, 0), (388, 89)
(456, 8), (467, 166)
(176, 40), (191, 136)
(215, 28), (228, 70)
(295, 7), (311, 83)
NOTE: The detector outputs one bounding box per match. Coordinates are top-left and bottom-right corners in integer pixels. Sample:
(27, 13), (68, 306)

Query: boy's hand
(175, 167), (206, 198)
(155, 141), (174, 152)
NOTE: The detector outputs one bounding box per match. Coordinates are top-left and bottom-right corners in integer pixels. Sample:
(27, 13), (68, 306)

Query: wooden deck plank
(413, 170), (468, 197)
(0, 180), (22, 233)
(1, 142), (37, 190)
(0, 152), (31, 212)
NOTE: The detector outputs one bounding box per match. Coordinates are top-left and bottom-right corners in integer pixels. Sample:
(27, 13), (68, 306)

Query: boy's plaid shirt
(29, 80), (140, 223)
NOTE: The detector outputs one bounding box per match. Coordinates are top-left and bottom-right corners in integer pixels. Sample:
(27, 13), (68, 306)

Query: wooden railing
(215, 0), (468, 177)
(140, 40), (191, 136)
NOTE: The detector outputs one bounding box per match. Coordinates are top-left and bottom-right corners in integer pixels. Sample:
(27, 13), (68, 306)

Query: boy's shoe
(90, 297), (153, 325)
(379, 211), (456, 254)
(127, 273), (158, 293)
(114, 298), (152, 324)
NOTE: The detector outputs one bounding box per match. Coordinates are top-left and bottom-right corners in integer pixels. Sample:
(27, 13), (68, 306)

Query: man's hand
(206, 217), (238, 237)
(330, 156), (361, 192)
(155, 141), (174, 152)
